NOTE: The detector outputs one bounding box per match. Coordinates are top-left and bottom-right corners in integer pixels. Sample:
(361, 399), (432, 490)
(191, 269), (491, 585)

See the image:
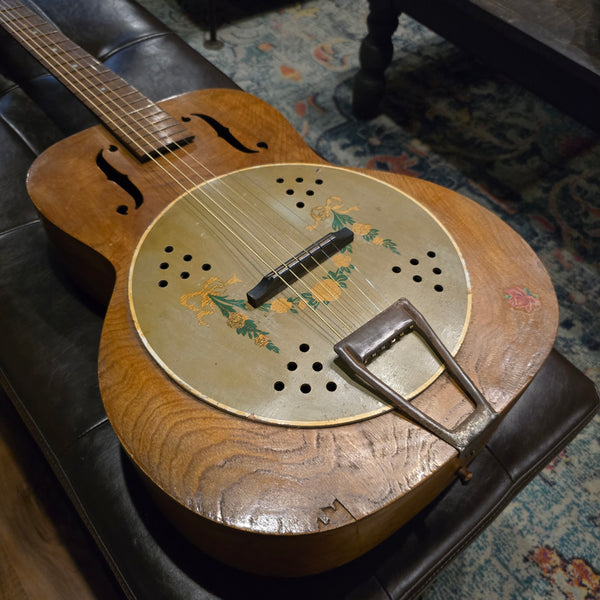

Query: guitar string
(217, 166), (385, 318)
(94, 80), (385, 332)
(1, 3), (386, 340)
(161, 119), (385, 328)
(2, 5), (377, 340)
(0, 3), (366, 336)
(3, 1), (387, 334)
(2, 2), (388, 343)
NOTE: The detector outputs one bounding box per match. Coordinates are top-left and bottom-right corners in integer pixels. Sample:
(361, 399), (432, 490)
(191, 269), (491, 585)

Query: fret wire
(3, 6), (203, 174)
(4, 6), (321, 292)
(0, 3), (165, 152)
(0, 1), (363, 337)
(135, 126), (187, 142)
(136, 124), (187, 140)
(128, 105), (163, 116)
(1, 4), (190, 155)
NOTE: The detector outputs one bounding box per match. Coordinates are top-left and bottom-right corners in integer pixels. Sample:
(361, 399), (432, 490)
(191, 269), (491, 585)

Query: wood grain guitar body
(25, 88), (559, 576)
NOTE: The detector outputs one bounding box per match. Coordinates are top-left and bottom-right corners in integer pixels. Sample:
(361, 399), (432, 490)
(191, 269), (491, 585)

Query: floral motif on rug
(528, 546), (600, 600)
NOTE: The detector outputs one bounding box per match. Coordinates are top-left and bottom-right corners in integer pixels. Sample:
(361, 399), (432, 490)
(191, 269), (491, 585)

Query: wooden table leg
(353, 0), (400, 119)
(203, 0), (224, 49)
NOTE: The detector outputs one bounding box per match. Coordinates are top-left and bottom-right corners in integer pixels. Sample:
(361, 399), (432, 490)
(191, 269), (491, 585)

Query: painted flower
(180, 275), (241, 325)
(254, 334), (270, 347)
(372, 236), (384, 246)
(227, 312), (248, 329)
(307, 196), (358, 231)
(311, 279), (341, 302)
(352, 222), (372, 236)
(505, 286), (541, 312)
(332, 253), (352, 268)
(309, 204), (330, 224)
(270, 297), (293, 313)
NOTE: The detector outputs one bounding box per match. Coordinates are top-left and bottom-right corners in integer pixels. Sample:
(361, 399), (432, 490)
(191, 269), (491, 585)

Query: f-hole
(96, 148), (144, 215)
(184, 113), (268, 153)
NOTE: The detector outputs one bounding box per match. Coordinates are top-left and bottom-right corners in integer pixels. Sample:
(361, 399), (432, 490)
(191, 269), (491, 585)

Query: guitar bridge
(246, 227), (353, 308)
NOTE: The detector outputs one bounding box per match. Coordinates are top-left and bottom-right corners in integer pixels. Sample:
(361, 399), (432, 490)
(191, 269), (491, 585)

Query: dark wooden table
(353, 0), (600, 131)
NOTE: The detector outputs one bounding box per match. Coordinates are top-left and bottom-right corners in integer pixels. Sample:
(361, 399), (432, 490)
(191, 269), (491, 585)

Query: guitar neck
(0, 0), (193, 160)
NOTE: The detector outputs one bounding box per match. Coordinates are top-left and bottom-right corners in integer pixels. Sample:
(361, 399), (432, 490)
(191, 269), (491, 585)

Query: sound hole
(190, 113), (265, 154)
(272, 344), (339, 396)
(130, 163), (471, 426)
(390, 250), (447, 293)
(275, 173), (325, 201)
(155, 246), (204, 287)
(96, 149), (144, 214)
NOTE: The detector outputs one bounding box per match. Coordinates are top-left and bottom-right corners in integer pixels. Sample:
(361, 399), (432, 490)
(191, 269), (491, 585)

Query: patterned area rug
(139, 1), (600, 597)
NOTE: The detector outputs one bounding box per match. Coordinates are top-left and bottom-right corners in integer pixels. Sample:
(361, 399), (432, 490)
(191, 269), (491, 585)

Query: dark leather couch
(1, 1), (598, 598)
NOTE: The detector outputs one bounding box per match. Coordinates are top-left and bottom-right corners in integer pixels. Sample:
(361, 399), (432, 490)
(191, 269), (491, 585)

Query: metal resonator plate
(129, 164), (471, 426)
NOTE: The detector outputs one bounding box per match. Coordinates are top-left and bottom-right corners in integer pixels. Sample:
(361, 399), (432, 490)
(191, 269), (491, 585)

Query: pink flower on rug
(504, 286), (541, 312)
(366, 153), (419, 176)
(280, 65), (302, 82)
(530, 546), (559, 575)
(313, 41), (349, 71)
(295, 94), (325, 117)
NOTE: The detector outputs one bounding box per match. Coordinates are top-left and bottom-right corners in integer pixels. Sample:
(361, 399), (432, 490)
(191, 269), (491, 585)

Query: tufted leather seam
(76, 415), (112, 440)
(0, 219), (40, 240)
(373, 577), (394, 600)
(97, 30), (175, 62)
(0, 80), (20, 98)
(19, 1), (171, 68)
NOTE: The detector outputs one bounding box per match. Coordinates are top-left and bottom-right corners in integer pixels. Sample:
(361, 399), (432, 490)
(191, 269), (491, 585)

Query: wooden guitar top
(27, 88), (558, 576)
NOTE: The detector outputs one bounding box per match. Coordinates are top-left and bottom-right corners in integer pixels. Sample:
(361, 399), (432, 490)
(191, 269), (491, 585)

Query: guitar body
(27, 88), (558, 575)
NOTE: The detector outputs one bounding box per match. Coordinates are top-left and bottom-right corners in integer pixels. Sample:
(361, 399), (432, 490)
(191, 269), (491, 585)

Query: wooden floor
(0, 392), (122, 600)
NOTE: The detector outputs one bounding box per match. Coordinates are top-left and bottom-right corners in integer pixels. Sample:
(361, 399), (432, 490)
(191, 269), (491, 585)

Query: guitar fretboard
(0, 0), (194, 160)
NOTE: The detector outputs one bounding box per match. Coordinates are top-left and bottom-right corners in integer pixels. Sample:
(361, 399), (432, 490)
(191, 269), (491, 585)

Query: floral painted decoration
(180, 276), (279, 353)
(504, 286), (541, 312)
(307, 195), (400, 255)
(179, 195), (405, 351)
